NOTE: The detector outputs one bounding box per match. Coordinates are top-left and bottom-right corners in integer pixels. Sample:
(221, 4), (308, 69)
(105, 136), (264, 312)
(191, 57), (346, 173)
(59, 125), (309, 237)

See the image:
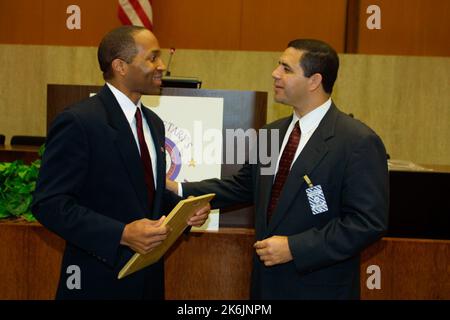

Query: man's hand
(187, 196), (211, 227)
(166, 178), (178, 193)
(120, 216), (169, 254)
(254, 236), (293, 267)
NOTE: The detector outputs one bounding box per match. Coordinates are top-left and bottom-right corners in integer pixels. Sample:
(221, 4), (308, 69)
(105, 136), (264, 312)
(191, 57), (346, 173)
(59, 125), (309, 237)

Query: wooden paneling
(358, 0), (450, 56)
(0, 0), (44, 45)
(0, 0), (347, 51)
(344, 0), (360, 53)
(1, 45), (449, 166)
(1, 0), (450, 56)
(26, 225), (65, 299)
(361, 238), (450, 299)
(240, 0), (347, 52)
(0, 146), (40, 164)
(333, 54), (450, 166)
(0, 221), (29, 299)
(47, 85), (103, 131)
(0, 0), (120, 46)
(152, 0), (242, 50)
(0, 44), (104, 144)
(165, 229), (255, 299)
(0, 220), (64, 299)
(1, 222), (449, 300)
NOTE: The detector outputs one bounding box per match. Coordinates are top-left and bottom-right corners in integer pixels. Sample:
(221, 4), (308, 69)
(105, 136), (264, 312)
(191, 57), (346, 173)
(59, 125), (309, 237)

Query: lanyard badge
(303, 175), (329, 215)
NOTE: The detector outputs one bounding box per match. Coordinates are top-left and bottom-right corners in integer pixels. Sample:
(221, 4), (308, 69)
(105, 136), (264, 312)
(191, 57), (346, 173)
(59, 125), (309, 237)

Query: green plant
(0, 145), (44, 222)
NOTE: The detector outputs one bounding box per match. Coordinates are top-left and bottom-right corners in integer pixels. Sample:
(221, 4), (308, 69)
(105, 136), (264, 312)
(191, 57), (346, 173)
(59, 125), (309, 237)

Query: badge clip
(303, 175), (313, 188)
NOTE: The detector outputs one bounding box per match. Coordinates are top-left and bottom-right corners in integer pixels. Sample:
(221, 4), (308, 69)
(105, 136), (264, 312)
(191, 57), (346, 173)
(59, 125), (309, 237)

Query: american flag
(118, 0), (153, 30)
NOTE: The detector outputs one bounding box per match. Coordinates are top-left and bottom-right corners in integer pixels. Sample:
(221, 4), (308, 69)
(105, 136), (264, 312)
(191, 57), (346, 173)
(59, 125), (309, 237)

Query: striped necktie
(267, 121), (301, 223)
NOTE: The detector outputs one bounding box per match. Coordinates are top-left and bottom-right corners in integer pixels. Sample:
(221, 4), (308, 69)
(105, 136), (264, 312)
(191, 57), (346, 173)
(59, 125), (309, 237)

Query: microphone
(162, 47), (202, 88)
(165, 48), (176, 76)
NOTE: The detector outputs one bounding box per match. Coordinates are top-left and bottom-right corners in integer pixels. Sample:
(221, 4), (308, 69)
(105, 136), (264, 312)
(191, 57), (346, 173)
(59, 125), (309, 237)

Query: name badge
(303, 175), (328, 215)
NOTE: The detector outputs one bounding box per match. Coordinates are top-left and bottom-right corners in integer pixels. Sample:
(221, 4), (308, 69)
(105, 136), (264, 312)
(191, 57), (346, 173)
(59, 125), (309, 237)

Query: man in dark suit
(167, 39), (389, 299)
(31, 26), (210, 299)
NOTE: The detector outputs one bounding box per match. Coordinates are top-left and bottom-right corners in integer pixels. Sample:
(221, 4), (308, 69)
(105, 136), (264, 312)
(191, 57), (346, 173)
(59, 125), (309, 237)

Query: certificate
(118, 193), (215, 279)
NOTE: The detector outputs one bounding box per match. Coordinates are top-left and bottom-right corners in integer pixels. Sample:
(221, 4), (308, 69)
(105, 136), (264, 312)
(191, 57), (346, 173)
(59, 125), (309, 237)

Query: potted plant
(0, 145), (44, 222)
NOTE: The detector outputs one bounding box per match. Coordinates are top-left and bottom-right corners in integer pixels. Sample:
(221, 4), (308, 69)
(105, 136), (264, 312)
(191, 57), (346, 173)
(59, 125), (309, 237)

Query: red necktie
(135, 107), (155, 209)
(267, 121), (301, 223)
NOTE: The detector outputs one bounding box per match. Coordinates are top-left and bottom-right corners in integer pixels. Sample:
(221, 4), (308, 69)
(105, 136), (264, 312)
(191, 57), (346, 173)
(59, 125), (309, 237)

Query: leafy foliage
(0, 145), (44, 221)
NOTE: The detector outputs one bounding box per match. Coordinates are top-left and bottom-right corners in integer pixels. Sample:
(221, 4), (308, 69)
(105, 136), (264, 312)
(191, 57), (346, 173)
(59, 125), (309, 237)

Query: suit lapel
(266, 104), (339, 234)
(97, 85), (150, 213)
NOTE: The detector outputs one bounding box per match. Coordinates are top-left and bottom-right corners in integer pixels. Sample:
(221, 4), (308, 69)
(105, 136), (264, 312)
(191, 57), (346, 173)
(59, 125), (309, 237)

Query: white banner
(143, 95), (224, 231)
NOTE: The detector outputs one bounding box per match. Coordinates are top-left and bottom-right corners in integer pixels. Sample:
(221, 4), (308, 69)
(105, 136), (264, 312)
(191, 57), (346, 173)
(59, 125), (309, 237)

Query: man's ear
(309, 73), (323, 92)
(111, 58), (127, 77)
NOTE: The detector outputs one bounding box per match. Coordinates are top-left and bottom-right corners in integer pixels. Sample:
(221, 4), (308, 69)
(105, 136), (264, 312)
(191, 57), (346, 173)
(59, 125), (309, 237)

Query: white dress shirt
(274, 98), (331, 175)
(106, 83), (158, 186)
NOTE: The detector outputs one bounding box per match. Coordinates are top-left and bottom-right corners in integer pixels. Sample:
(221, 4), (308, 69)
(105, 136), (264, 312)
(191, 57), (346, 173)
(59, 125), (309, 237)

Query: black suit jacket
(183, 103), (389, 299)
(32, 85), (180, 299)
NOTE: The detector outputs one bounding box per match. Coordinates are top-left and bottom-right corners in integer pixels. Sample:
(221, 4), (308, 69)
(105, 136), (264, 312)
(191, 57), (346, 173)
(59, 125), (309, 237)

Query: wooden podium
(47, 84), (267, 228)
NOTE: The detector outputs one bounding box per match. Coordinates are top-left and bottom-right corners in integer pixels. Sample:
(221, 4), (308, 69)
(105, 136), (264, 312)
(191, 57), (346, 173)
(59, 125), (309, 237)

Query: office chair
(10, 135), (46, 146)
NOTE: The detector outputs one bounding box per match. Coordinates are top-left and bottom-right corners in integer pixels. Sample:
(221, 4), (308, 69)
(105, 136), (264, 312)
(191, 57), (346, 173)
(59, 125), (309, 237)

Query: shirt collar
(292, 98), (332, 134)
(106, 82), (142, 124)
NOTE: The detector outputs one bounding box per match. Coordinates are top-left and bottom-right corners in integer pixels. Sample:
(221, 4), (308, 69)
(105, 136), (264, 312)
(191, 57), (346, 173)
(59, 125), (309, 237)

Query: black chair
(0, 134), (5, 145)
(10, 135), (46, 146)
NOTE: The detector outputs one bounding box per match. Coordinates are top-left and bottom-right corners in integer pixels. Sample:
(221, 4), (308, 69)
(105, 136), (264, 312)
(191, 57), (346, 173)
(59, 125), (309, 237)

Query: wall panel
(2, 0), (450, 56)
(0, 44), (449, 166)
(358, 0), (450, 56)
(240, 0), (347, 52)
(0, 0), (120, 46)
(0, 0), (45, 44)
(1, 222), (449, 300)
(0, 0), (347, 51)
(152, 0), (242, 50)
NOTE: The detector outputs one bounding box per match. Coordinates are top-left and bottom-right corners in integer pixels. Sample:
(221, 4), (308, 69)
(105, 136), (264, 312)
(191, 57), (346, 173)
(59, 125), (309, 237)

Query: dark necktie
(135, 107), (155, 209)
(267, 121), (301, 223)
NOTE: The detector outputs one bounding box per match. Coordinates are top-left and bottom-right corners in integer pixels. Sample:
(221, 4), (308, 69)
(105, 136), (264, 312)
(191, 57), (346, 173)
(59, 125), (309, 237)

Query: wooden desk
(361, 237), (450, 299)
(0, 221), (449, 300)
(422, 164), (450, 173)
(0, 219), (64, 299)
(0, 145), (40, 164)
(1, 139), (449, 299)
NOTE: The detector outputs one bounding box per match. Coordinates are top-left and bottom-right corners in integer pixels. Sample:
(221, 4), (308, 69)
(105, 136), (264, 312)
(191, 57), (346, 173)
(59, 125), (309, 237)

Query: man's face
(272, 48), (310, 107)
(124, 30), (166, 95)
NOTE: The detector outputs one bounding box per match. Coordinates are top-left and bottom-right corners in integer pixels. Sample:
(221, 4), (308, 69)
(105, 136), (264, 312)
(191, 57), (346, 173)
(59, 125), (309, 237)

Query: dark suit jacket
(32, 85), (180, 299)
(183, 103), (389, 299)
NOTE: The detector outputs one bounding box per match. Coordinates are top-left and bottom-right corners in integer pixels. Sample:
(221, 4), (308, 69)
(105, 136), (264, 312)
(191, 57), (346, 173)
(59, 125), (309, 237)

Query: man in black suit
(167, 39), (389, 299)
(31, 26), (210, 299)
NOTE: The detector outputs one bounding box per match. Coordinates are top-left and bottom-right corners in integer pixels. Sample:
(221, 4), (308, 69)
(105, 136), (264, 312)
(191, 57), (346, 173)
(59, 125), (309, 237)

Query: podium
(47, 84), (267, 228)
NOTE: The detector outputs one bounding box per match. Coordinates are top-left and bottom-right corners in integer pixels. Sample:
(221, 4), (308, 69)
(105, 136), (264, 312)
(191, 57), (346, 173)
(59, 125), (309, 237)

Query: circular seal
(165, 137), (182, 180)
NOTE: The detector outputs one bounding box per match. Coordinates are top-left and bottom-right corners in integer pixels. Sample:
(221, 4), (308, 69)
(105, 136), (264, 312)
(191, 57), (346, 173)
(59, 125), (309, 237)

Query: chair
(0, 134), (5, 145)
(10, 135), (46, 146)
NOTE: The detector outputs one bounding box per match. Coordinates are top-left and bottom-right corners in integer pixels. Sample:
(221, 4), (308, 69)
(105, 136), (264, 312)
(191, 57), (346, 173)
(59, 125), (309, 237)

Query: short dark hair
(97, 26), (147, 80)
(287, 39), (339, 94)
